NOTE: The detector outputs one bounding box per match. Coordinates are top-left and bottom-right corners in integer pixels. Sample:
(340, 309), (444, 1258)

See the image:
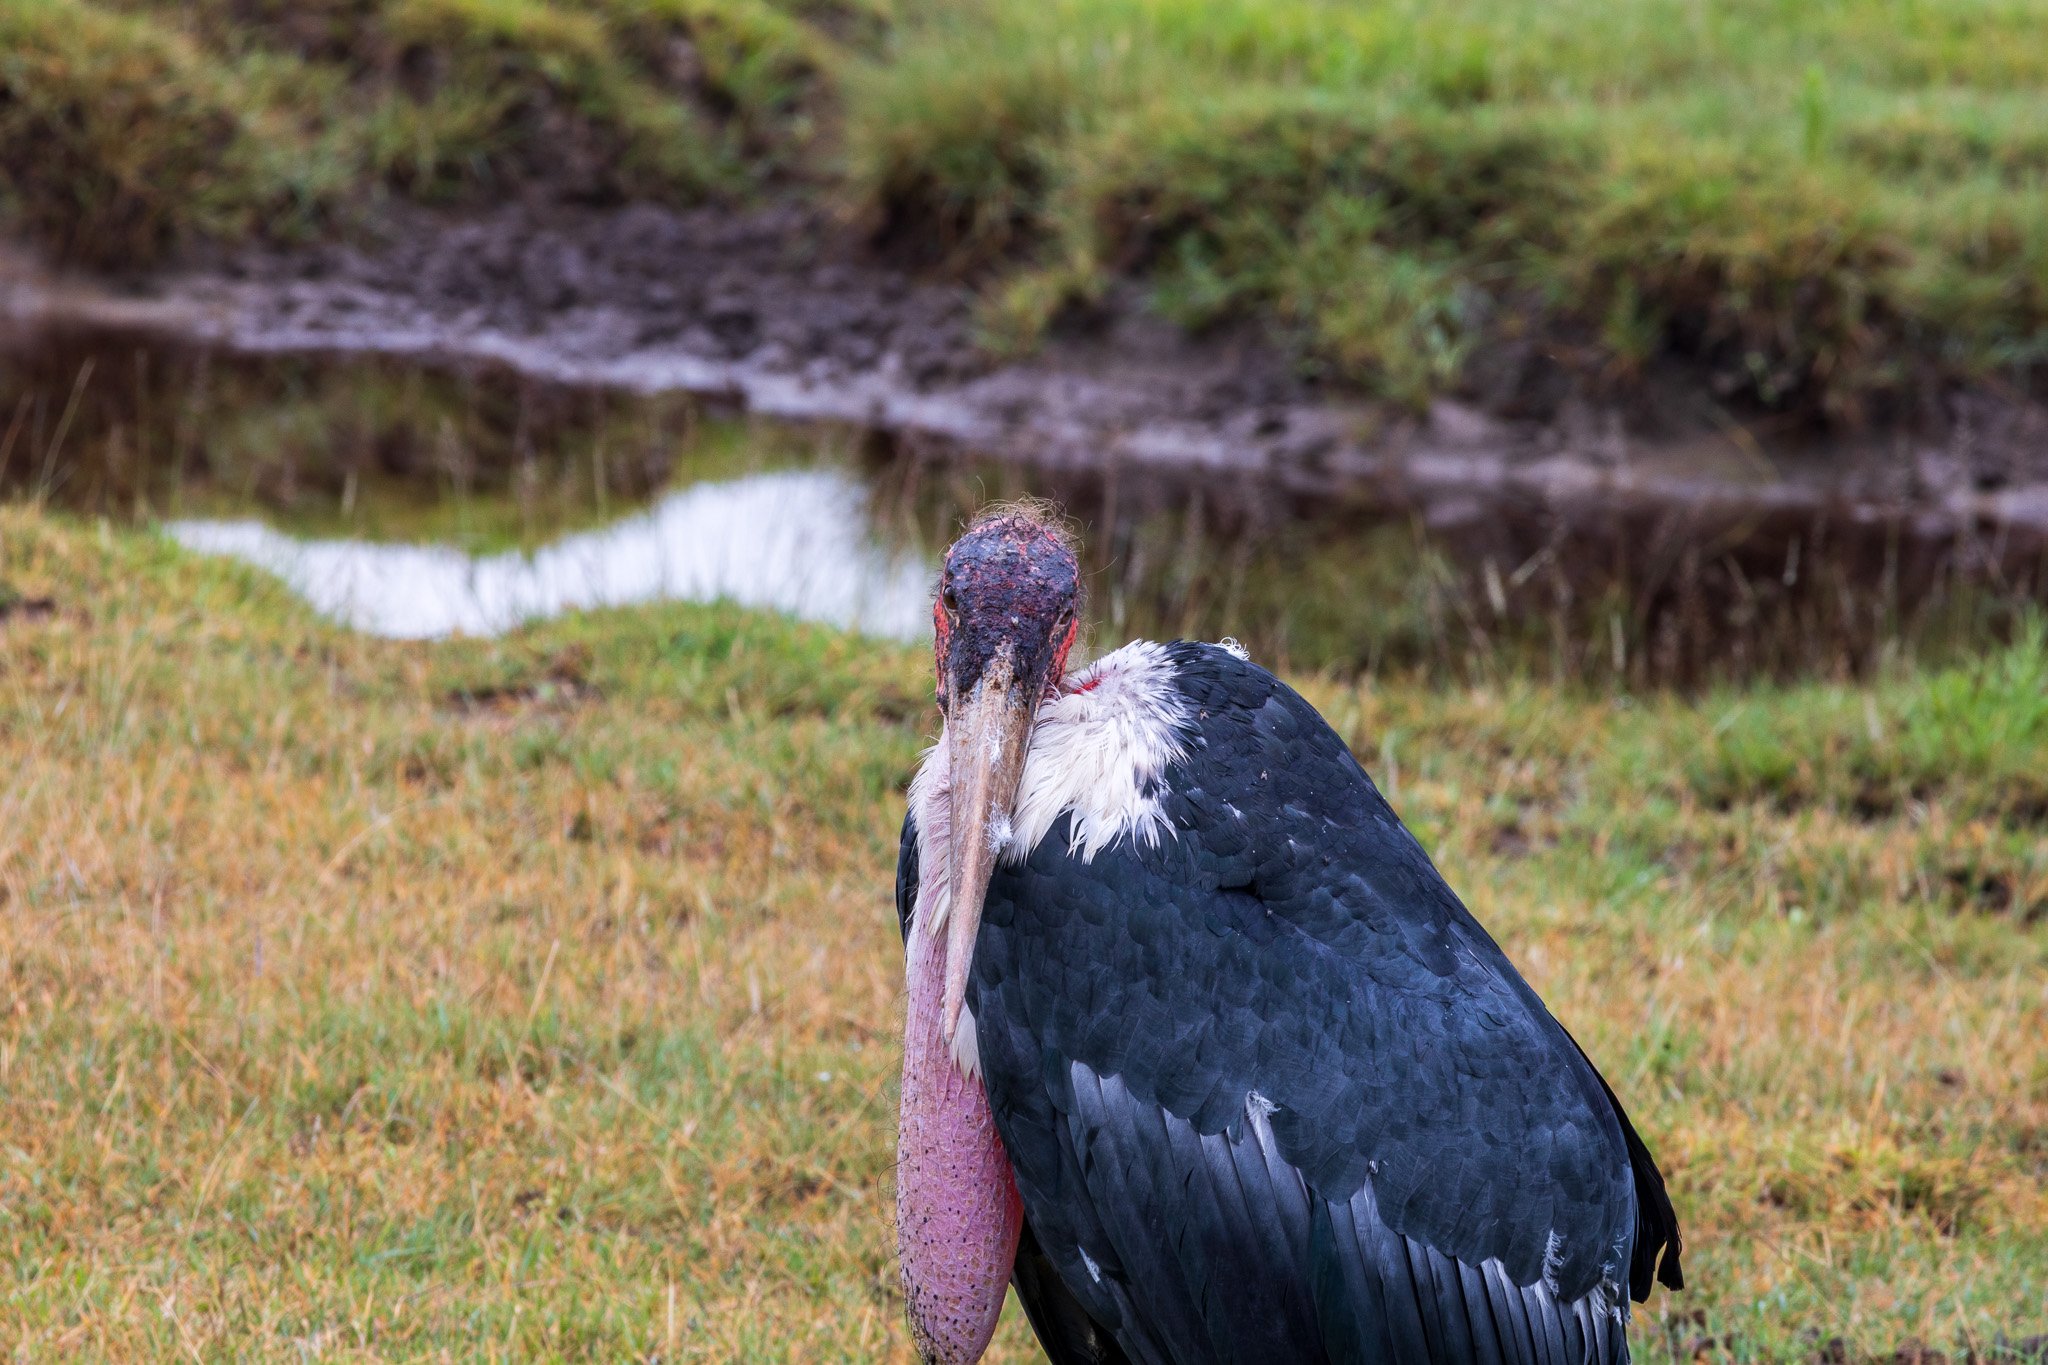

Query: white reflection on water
(166, 469), (934, 641)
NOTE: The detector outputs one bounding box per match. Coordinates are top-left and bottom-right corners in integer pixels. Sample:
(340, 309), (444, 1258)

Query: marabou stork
(895, 507), (1683, 1365)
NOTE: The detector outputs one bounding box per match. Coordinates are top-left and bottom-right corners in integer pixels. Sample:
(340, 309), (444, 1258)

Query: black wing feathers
(1013, 1221), (1133, 1365)
(1561, 1027), (1686, 1298)
(894, 809), (918, 944)
(965, 643), (1675, 1364)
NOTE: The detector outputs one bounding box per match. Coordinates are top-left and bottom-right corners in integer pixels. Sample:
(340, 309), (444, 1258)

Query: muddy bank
(4, 202), (2048, 683)
(7, 201), (2048, 541)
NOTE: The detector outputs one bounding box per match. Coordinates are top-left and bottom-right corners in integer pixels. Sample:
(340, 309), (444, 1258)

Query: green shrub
(0, 0), (851, 260)
(0, 1), (289, 266)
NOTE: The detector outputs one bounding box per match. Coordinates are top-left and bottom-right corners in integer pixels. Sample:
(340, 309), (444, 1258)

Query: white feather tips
(1005, 641), (1189, 865)
(906, 741), (954, 945)
(949, 1003), (981, 1081)
(1542, 1229), (1567, 1296)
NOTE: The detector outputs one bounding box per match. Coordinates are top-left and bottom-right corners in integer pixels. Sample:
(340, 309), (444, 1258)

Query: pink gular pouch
(896, 846), (1023, 1363)
(900, 509), (1080, 1364)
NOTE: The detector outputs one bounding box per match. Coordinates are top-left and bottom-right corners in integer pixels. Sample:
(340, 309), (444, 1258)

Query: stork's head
(934, 508), (1082, 713)
(929, 507), (1080, 1039)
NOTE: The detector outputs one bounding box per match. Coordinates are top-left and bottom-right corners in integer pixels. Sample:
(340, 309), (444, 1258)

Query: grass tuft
(1686, 623), (2048, 824)
(0, 0), (854, 265)
(0, 0), (330, 267)
(843, 0), (2048, 412)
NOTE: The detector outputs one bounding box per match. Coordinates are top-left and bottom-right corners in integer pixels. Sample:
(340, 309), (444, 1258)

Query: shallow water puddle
(167, 469), (934, 640)
(11, 330), (2043, 684)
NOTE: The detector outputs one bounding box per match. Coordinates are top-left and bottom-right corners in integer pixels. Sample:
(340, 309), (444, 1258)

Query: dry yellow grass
(0, 505), (2042, 1360)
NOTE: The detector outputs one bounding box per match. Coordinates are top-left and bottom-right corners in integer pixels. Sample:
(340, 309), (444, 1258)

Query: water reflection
(167, 469), (934, 640)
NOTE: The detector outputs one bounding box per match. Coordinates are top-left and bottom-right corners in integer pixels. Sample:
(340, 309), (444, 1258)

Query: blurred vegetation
(848, 0), (2048, 414)
(1685, 625), (2048, 826)
(3, 0), (2046, 413)
(0, 506), (2042, 1356)
(0, 0), (870, 266)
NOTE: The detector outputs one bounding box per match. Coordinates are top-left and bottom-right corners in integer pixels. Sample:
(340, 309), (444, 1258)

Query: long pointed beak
(940, 650), (1034, 1047)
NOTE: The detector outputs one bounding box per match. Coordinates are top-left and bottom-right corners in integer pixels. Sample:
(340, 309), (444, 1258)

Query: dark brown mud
(4, 200), (2047, 683)
(8, 201), (2047, 528)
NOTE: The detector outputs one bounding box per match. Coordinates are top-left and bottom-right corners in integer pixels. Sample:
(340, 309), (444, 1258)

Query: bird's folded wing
(968, 643), (1679, 1363)
(1007, 1044), (1633, 1365)
(975, 830), (1646, 1364)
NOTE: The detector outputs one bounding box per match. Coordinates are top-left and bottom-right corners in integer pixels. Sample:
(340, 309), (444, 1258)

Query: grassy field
(5, 0), (2048, 412)
(0, 504), (2043, 1359)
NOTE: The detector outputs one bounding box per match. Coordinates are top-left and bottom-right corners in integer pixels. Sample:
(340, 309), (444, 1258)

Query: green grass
(0, 0), (869, 266)
(0, 505), (2043, 1358)
(0, 0), (342, 266)
(5, 0), (2048, 416)
(845, 0), (2048, 412)
(4, 0), (2046, 414)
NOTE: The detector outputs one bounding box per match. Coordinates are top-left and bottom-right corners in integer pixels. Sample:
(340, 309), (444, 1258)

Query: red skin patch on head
(1051, 616), (1079, 680)
(931, 595), (953, 704)
(933, 516), (1079, 705)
